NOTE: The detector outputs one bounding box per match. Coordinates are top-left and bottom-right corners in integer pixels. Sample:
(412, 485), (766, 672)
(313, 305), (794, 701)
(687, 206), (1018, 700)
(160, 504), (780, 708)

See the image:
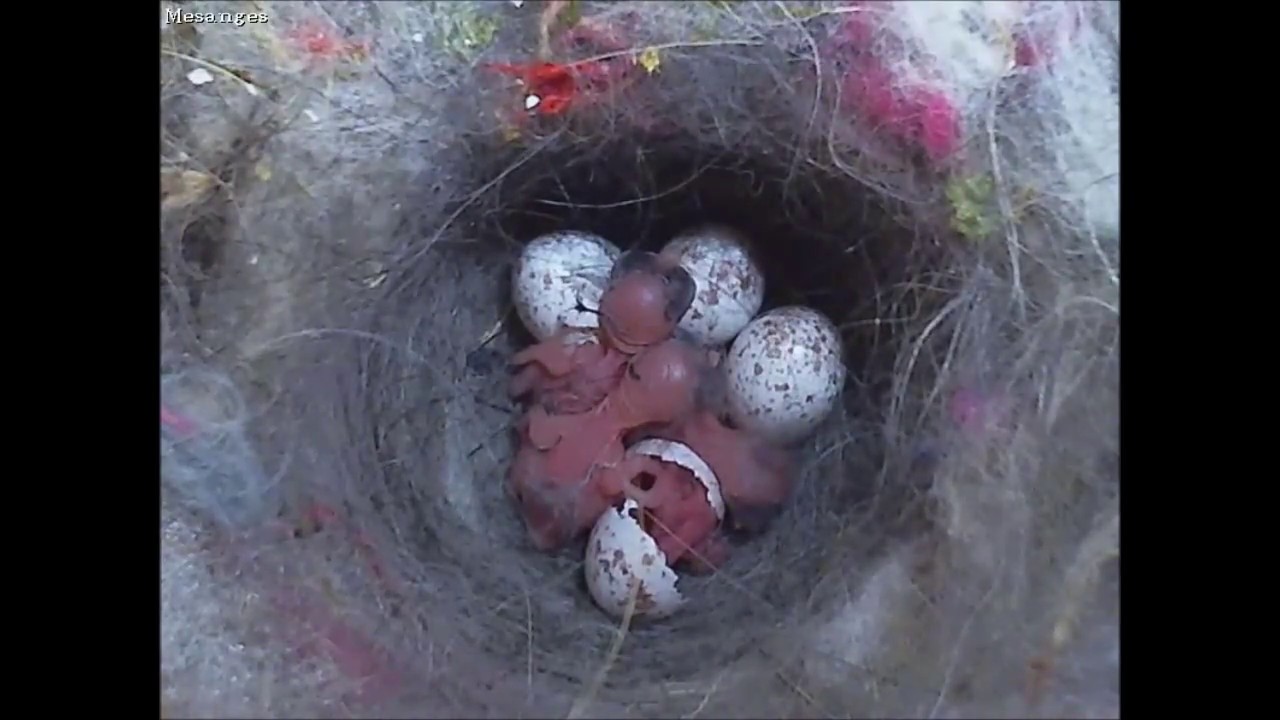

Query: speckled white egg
(584, 498), (684, 620)
(627, 438), (724, 520)
(513, 231), (620, 341)
(724, 306), (845, 444)
(661, 225), (765, 347)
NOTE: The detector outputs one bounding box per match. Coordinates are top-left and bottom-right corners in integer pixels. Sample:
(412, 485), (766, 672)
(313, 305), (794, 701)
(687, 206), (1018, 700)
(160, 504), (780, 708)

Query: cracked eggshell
(513, 231), (620, 341)
(724, 306), (845, 444)
(661, 225), (765, 347)
(584, 499), (684, 620)
(628, 438), (725, 520)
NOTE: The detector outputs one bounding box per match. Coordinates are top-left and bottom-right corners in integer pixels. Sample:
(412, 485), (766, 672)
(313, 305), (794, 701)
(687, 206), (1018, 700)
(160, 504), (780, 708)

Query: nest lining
(261, 131), (957, 714)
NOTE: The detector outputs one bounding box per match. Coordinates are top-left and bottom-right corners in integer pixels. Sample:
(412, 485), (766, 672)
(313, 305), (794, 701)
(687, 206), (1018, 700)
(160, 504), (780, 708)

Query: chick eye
(627, 363), (641, 381)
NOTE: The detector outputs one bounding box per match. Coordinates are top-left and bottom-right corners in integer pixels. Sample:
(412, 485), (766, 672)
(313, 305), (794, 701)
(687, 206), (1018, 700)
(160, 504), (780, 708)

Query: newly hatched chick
(607, 455), (730, 574)
(645, 410), (796, 535)
(508, 337), (713, 550)
(509, 249), (697, 414)
(509, 332), (628, 414)
(508, 414), (627, 551)
(598, 250), (697, 354)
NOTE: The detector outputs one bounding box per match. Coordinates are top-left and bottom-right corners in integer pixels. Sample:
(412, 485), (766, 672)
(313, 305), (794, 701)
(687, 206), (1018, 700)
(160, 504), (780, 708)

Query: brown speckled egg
(513, 231), (620, 341)
(724, 306), (845, 443)
(661, 225), (764, 347)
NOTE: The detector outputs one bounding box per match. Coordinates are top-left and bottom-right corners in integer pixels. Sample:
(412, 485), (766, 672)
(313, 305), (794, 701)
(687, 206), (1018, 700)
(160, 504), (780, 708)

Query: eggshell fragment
(627, 438), (725, 520)
(724, 306), (846, 444)
(584, 499), (684, 620)
(661, 225), (765, 347)
(513, 231), (620, 341)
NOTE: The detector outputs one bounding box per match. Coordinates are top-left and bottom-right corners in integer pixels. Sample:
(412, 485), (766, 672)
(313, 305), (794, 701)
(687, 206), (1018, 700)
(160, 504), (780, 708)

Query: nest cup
(246, 130), (947, 717)
(161, 2), (1119, 717)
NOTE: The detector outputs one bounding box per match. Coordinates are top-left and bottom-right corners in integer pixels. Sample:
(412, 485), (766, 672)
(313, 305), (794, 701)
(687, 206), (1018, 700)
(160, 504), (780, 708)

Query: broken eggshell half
(627, 438), (725, 520)
(583, 439), (724, 620)
(585, 498), (685, 620)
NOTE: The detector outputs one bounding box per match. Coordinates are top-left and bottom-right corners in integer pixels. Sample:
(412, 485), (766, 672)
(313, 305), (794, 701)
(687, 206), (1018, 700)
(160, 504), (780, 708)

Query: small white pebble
(249, 254), (260, 266)
(304, 109), (320, 123)
(186, 68), (214, 86)
(411, 32), (425, 43)
(525, 94), (541, 110)
(511, 1), (525, 7)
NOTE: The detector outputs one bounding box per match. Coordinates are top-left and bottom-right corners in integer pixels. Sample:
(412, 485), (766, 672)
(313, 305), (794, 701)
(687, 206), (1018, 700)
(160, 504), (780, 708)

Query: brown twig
(538, 1), (570, 59)
(568, 574), (640, 719)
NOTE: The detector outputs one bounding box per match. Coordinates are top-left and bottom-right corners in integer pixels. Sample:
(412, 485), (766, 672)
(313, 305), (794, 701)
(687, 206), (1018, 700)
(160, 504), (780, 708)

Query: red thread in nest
(1011, 0), (1088, 68)
(299, 501), (399, 593)
(283, 17), (370, 66)
(256, 503), (405, 706)
(160, 405), (197, 439)
(824, 4), (964, 167)
(823, 0), (1090, 166)
(162, 404), (403, 705)
(484, 60), (609, 116)
(482, 18), (640, 121)
(268, 587), (404, 706)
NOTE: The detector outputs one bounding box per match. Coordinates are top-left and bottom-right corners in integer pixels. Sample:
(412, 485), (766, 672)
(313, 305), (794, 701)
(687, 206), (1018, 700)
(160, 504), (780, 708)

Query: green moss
(946, 173), (998, 242)
(439, 5), (499, 60)
(557, 0), (583, 30)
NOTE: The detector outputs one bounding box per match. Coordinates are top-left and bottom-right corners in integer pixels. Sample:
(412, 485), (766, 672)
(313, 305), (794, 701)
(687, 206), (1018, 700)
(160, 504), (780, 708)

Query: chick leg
(509, 363), (551, 400)
(524, 406), (566, 451)
(511, 329), (580, 377)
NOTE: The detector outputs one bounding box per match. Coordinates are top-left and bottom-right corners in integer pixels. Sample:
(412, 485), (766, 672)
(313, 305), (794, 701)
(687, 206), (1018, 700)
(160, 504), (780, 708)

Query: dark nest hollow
(216, 124), (957, 717)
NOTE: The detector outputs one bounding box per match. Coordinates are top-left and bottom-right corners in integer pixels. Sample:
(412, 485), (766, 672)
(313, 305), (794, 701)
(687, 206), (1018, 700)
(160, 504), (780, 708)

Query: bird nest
(161, 2), (1119, 717)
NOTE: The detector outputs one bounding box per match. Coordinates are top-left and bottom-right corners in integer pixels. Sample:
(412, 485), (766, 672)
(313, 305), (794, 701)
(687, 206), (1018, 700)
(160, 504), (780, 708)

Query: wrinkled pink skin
(610, 456), (730, 574)
(509, 432), (630, 551)
(509, 251), (695, 413)
(508, 254), (703, 550)
(509, 338), (710, 551)
(510, 334), (629, 414)
(598, 251), (696, 354)
(639, 411), (795, 535)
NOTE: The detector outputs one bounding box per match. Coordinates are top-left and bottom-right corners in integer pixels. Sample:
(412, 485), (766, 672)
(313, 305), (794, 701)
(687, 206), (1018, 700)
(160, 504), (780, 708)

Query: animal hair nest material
(160, 2), (1119, 718)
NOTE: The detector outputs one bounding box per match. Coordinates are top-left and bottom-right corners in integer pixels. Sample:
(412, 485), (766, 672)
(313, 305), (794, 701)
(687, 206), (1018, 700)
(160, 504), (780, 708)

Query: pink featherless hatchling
(510, 249), (697, 414)
(508, 336), (715, 551)
(638, 406), (797, 536)
(597, 438), (732, 574)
